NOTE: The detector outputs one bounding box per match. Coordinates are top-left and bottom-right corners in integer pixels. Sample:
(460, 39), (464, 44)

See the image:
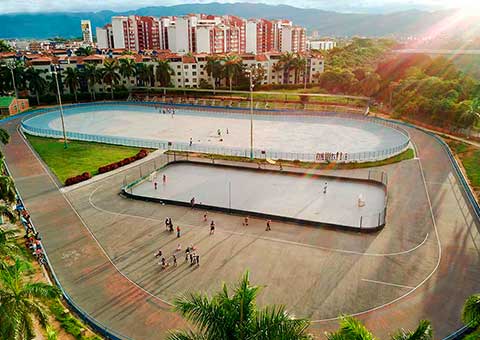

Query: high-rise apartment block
(81, 20), (93, 45)
(95, 14), (306, 54)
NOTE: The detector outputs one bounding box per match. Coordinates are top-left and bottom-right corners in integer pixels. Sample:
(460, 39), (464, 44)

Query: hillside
(1, 3), (478, 39)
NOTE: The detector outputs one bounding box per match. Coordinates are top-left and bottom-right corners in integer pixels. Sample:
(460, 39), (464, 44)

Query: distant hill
(0, 2), (478, 39)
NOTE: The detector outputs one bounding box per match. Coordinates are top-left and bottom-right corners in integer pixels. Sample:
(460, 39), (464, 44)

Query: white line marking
(311, 131), (443, 323)
(88, 185), (430, 257)
(361, 279), (414, 290)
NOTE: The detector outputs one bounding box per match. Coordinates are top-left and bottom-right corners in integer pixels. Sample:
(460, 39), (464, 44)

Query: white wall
(112, 17), (126, 49)
(245, 21), (257, 54)
(96, 27), (109, 49)
(196, 26), (211, 53)
(175, 17), (190, 54)
(281, 26), (292, 52)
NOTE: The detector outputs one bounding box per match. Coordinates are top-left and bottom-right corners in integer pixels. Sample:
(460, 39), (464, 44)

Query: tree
(277, 52), (296, 84)
(25, 67), (47, 105)
(462, 294), (480, 340)
(0, 227), (20, 262)
(326, 315), (432, 340)
(101, 59), (120, 100)
(205, 56), (223, 90)
(75, 46), (93, 56)
(63, 67), (80, 102)
(118, 58), (137, 84)
(167, 271), (311, 340)
(291, 54), (306, 84)
(83, 63), (101, 101)
(156, 60), (174, 87)
(458, 98), (480, 129)
(223, 55), (243, 91)
(0, 259), (61, 340)
(0, 40), (14, 52)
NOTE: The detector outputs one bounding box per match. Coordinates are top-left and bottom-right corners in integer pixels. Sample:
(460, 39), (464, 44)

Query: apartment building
(16, 50), (323, 95)
(96, 14), (306, 55)
(81, 20), (93, 45)
(307, 40), (337, 50)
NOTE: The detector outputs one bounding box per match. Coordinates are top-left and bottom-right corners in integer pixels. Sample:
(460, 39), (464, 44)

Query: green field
(446, 139), (480, 196)
(25, 134), (144, 184)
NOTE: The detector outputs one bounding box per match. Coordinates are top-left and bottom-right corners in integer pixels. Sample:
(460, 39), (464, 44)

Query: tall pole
(7, 62), (18, 100)
(303, 55), (308, 90)
(249, 70), (254, 160)
(52, 67), (68, 149)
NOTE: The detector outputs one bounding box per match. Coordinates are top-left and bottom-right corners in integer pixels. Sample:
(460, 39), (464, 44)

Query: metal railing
(21, 101), (411, 164)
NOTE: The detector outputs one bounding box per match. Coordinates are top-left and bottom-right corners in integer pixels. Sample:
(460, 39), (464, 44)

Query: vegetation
(462, 294), (480, 340)
(445, 138), (480, 198)
(167, 271), (311, 340)
(25, 134), (145, 183)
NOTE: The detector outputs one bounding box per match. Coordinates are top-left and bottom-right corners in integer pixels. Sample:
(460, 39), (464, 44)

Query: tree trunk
(111, 83), (114, 100)
(74, 90), (78, 103)
(36, 91), (40, 106)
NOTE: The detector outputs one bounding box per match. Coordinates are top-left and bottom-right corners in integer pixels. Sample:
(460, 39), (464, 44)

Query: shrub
(97, 149), (149, 174)
(64, 172), (91, 186)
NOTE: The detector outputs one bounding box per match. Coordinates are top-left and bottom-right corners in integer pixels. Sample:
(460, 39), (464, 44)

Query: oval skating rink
(24, 104), (409, 158)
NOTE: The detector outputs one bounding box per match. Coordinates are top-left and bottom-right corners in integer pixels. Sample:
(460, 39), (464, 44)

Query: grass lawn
(446, 138), (480, 197)
(167, 148), (414, 170)
(25, 134), (145, 184)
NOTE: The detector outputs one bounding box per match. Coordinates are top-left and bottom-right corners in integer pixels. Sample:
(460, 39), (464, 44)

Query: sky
(1, 0), (480, 14)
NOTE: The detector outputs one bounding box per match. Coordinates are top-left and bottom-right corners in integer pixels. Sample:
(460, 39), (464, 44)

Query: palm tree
(0, 175), (16, 205)
(119, 58), (137, 86)
(391, 320), (433, 340)
(462, 294), (480, 331)
(277, 52), (296, 85)
(75, 46), (93, 56)
(291, 55), (306, 85)
(326, 316), (433, 340)
(156, 60), (174, 87)
(0, 259), (61, 339)
(83, 63), (101, 101)
(459, 98), (480, 130)
(223, 55), (242, 91)
(205, 56), (223, 91)
(167, 271), (311, 340)
(0, 227), (20, 261)
(63, 67), (80, 102)
(101, 59), (120, 100)
(25, 67), (47, 105)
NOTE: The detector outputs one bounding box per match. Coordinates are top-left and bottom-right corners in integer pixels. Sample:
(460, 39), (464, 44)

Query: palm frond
(166, 329), (209, 340)
(463, 294), (480, 328)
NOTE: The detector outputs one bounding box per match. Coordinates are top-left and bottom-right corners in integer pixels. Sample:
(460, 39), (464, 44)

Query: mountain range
(0, 2), (479, 39)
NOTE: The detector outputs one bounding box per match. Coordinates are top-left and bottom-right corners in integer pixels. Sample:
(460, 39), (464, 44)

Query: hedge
(64, 172), (91, 186)
(98, 149), (148, 174)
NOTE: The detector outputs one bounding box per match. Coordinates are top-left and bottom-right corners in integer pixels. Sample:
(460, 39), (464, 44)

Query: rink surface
(25, 104), (408, 155)
(131, 163), (386, 228)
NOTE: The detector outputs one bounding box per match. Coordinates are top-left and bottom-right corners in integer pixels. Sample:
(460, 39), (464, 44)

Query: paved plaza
(24, 104), (409, 155)
(3, 107), (480, 339)
(130, 162), (386, 228)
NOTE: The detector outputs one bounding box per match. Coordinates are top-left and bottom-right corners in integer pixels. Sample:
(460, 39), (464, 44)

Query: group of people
(156, 106), (176, 117)
(315, 151), (349, 162)
(165, 217), (181, 237)
(16, 202), (46, 265)
(154, 243), (200, 270)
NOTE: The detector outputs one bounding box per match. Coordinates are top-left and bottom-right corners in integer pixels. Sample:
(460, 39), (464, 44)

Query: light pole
(246, 68), (254, 160)
(51, 65), (68, 149)
(6, 61), (18, 100)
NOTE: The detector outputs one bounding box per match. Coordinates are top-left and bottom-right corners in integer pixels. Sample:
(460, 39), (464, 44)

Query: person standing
(163, 174), (167, 184)
(243, 216), (249, 226)
(165, 218), (169, 231)
(196, 254), (200, 266)
(203, 212), (208, 222)
(172, 254), (177, 267)
(154, 181), (158, 190)
(176, 225), (181, 238)
(210, 221), (215, 235)
(266, 219), (271, 231)
(189, 138), (193, 147)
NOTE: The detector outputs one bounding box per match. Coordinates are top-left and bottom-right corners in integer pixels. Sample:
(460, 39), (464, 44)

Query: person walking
(165, 218), (169, 230)
(185, 247), (190, 262)
(196, 254), (200, 266)
(163, 174), (167, 184)
(266, 219), (271, 231)
(210, 221), (215, 235)
(176, 225), (181, 238)
(154, 181), (158, 190)
(189, 138), (193, 147)
(243, 216), (249, 226)
(190, 197), (195, 209)
(203, 212), (208, 222)
(172, 254), (177, 267)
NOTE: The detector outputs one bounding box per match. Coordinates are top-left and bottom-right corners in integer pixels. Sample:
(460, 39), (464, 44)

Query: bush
(64, 172), (91, 186)
(98, 149), (148, 174)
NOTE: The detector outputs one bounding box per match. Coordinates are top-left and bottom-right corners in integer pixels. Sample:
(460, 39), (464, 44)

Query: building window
(177, 72), (181, 76)
(185, 78), (189, 83)
(192, 72), (197, 76)
(184, 65), (188, 69)
(177, 65), (181, 69)
(193, 78), (197, 83)
(200, 71), (204, 75)
(192, 65), (197, 69)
